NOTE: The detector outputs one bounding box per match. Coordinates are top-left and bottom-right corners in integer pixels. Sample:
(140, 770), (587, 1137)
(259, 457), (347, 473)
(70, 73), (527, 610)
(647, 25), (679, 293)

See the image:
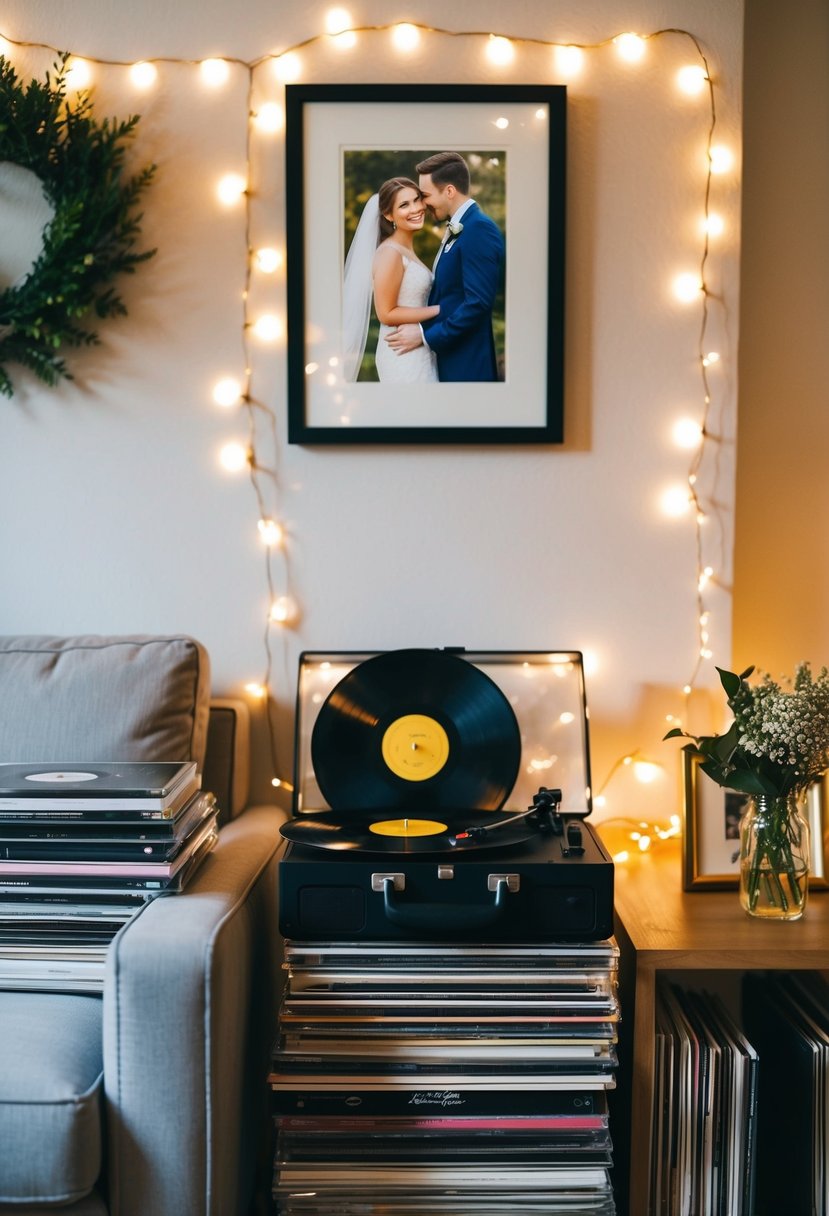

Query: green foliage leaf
(0, 52), (156, 395)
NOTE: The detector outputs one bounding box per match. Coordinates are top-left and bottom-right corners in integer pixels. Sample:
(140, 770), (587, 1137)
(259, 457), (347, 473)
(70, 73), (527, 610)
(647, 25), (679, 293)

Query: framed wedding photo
(284, 84), (566, 445)
(682, 750), (829, 891)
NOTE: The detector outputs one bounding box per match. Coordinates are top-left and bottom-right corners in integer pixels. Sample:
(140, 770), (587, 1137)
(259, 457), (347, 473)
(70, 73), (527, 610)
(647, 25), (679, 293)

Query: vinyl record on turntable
(278, 808), (540, 853)
(310, 649), (521, 812)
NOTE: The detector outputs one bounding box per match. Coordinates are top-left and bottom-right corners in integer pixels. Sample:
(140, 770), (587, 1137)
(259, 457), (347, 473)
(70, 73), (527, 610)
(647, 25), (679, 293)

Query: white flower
(447, 219), (464, 237)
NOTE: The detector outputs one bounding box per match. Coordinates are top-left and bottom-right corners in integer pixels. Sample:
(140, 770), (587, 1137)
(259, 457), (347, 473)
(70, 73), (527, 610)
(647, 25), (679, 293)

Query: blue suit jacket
(421, 202), (505, 382)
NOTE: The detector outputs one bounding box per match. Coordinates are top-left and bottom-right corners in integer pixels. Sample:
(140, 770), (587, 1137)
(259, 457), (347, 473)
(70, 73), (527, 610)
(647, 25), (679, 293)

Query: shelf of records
(268, 939), (621, 1215)
(652, 971), (829, 1216)
(0, 761), (219, 993)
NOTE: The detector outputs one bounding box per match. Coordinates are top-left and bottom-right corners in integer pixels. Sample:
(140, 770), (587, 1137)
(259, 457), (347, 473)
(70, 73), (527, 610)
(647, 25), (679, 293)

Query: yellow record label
(381, 714), (450, 782)
(370, 817), (448, 837)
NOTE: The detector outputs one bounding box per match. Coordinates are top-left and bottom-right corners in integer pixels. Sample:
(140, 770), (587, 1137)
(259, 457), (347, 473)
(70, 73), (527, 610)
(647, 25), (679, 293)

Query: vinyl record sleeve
(0, 761), (198, 810)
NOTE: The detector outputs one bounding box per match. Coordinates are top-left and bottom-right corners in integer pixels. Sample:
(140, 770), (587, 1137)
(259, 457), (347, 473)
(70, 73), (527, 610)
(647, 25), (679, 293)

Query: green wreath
(0, 53), (156, 397)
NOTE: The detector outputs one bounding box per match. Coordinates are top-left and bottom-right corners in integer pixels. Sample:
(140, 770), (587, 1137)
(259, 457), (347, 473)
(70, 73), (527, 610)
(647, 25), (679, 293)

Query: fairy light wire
(0, 20), (730, 796)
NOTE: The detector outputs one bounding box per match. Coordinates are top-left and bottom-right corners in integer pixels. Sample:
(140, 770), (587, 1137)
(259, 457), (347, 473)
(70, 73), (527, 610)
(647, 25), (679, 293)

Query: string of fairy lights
(1, 15), (734, 844)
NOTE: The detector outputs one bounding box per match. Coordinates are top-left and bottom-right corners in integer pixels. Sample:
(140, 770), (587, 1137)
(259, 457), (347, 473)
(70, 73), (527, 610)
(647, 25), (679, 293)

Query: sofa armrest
(103, 804), (287, 1216)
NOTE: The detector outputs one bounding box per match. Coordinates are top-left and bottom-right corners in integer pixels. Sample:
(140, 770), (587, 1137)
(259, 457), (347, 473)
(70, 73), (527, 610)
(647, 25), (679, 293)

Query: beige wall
(734, 0), (829, 677)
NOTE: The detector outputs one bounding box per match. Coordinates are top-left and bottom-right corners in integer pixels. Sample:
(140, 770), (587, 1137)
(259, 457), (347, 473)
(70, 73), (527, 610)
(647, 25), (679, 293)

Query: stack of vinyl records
(269, 941), (619, 1215)
(0, 761), (219, 992)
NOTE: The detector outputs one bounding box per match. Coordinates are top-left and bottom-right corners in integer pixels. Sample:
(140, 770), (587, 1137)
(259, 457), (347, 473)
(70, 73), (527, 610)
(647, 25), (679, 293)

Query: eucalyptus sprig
(0, 53), (156, 396)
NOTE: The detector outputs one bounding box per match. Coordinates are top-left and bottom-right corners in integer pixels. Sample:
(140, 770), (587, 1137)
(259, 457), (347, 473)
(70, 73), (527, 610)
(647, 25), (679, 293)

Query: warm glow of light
(494, 116), (510, 130)
(554, 45), (584, 77)
(200, 58), (230, 87)
(392, 23), (420, 52)
(672, 417), (704, 449)
(129, 61), (158, 89)
(661, 485), (692, 517)
(255, 247), (283, 274)
(698, 565), (714, 590)
(272, 52), (302, 82)
(633, 761), (662, 785)
(326, 7), (352, 33)
(212, 377), (244, 408)
(673, 272), (703, 302)
(65, 59), (92, 90)
(305, 362), (319, 375)
(582, 650), (599, 677)
(245, 682), (267, 699)
(614, 33), (646, 62)
(272, 776), (295, 791)
(254, 102), (284, 133)
(217, 173), (247, 205)
(559, 712), (576, 725)
(637, 834), (652, 851)
(486, 36), (515, 66)
(252, 313), (283, 342)
(594, 794), (607, 809)
(614, 850), (631, 864)
(0, 37), (12, 58)
(702, 350), (720, 366)
(258, 518), (284, 547)
(677, 64), (708, 95)
(270, 595), (296, 624)
(331, 30), (358, 50)
(219, 441), (249, 472)
(702, 212), (724, 237)
(709, 144), (734, 174)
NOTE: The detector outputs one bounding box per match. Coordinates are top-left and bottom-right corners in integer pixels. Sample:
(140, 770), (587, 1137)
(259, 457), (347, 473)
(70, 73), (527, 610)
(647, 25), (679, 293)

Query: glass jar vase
(738, 792), (810, 920)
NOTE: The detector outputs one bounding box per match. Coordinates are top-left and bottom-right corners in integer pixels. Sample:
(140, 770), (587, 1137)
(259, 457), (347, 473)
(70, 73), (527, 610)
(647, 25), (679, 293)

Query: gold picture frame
(682, 750), (828, 891)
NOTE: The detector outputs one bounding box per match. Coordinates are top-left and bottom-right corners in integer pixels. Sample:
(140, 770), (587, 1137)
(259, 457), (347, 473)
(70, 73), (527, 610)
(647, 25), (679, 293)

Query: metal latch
(371, 872), (405, 892)
(487, 873), (520, 892)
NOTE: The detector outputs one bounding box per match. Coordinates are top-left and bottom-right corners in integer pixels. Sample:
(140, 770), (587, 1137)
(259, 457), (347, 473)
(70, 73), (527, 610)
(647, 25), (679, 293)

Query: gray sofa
(0, 635), (288, 1215)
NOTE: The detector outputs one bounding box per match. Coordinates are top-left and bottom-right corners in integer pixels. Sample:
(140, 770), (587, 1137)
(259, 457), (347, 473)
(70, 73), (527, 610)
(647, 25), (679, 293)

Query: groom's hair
(415, 151), (470, 195)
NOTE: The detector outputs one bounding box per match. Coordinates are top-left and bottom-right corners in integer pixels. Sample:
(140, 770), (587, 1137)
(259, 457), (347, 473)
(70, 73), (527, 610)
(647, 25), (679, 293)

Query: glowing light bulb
(702, 351), (720, 366)
(494, 117), (510, 130)
(677, 64), (708, 95)
(254, 102), (283, 133)
(672, 417), (703, 449)
(709, 145), (734, 174)
(130, 61), (158, 89)
(326, 7), (352, 33)
(245, 682), (268, 699)
(673, 272), (703, 303)
(594, 795), (607, 809)
(702, 212), (724, 237)
(633, 761), (661, 785)
(252, 313), (283, 342)
(255, 247), (282, 274)
(212, 377), (244, 408)
(614, 850), (631, 864)
(272, 52), (301, 82)
(637, 834), (652, 851)
(554, 45), (584, 77)
(392, 23), (420, 52)
(64, 59), (92, 90)
(683, 684), (692, 696)
(614, 33), (646, 62)
(219, 441), (249, 472)
(200, 58), (230, 87)
(559, 712), (575, 725)
(217, 173), (247, 205)
(258, 518), (284, 547)
(270, 595), (296, 624)
(661, 486), (692, 518)
(486, 36), (514, 66)
(698, 565), (714, 590)
(305, 362), (319, 375)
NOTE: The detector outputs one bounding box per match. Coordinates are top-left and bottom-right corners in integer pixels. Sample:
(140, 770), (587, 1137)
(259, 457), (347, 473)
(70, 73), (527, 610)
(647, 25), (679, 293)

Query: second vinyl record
(310, 649), (521, 812)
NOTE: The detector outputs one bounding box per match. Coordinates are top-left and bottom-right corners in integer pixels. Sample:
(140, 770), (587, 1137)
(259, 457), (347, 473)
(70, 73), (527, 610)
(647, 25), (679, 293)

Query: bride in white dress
(342, 178), (439, 383)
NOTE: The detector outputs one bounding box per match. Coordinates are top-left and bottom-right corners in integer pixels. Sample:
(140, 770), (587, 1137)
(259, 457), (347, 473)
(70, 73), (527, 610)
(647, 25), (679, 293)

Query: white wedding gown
(374, 248), (438, 383)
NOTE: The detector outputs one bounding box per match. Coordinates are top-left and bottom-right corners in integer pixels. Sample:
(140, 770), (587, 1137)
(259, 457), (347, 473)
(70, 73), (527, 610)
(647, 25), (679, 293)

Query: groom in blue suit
(384, 151), (504, 382)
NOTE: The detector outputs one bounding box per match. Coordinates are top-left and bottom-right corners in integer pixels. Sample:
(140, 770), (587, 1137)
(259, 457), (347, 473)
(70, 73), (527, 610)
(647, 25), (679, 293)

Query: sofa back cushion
(0, 635), (211, 770)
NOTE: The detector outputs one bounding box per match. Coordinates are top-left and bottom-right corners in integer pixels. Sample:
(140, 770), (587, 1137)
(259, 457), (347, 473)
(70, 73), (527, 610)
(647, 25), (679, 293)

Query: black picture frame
(285, 84), (566, 445)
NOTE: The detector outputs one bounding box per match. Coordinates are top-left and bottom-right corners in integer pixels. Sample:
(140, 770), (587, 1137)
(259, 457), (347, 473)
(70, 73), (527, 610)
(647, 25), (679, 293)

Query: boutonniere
(447, 219), (464, 237)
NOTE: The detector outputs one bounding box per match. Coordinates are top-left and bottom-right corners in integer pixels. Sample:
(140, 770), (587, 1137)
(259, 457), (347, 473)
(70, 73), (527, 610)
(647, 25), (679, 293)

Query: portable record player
(278, 649), (614, 942)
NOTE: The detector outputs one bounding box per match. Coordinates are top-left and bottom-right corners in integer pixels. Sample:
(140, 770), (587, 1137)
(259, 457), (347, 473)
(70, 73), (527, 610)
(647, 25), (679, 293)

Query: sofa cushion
(0, 635), (211, 770)
(0, 992), (103, 1205)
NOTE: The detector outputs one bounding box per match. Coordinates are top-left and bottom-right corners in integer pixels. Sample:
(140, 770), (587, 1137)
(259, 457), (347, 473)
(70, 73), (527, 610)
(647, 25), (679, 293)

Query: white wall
(0, 1), (743, 816)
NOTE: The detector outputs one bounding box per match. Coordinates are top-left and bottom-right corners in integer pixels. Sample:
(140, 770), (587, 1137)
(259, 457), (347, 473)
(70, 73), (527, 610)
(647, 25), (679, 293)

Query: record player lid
(292, 649), (593, 820)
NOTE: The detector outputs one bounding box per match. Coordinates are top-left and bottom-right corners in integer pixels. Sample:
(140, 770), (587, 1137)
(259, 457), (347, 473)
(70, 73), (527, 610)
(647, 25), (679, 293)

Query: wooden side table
(609, 837), (829, 1214)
